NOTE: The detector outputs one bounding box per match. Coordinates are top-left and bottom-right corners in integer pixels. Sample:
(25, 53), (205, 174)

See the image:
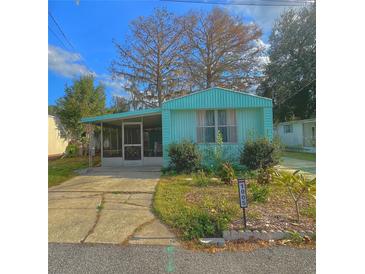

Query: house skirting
(101, 157), (163, 167)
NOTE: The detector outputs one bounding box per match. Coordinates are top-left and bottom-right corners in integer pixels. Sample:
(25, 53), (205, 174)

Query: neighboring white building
(274, 118), (316, 153)
(48, 115), (69, 158)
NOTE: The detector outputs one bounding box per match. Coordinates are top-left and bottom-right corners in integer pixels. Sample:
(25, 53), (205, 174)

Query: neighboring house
(274, 118), (316, 153)
(48, 115), (69, 159)
(81, 87), (273, 167)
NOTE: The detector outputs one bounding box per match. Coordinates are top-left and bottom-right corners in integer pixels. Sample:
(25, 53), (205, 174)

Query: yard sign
(237, 179), (248, 229)
(238, 179), (248, 208)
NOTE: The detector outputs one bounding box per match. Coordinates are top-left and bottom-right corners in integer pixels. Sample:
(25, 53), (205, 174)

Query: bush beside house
(167, 140), (201, 173)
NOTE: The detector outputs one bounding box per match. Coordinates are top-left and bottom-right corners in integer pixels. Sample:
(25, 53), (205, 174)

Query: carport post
(87, 124), (93, 168)
(101, 122), (103, 159)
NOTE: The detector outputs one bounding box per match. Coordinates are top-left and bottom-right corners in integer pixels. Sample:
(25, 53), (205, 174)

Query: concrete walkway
(48, 167), (178, 246)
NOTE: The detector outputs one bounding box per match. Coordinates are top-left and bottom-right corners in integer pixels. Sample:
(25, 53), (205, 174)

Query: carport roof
(81, 108), (162, 123)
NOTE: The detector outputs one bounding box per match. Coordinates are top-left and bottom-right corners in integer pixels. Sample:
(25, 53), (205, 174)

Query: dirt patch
(182, 238), (315, 253)
(230, 190), (315, 231)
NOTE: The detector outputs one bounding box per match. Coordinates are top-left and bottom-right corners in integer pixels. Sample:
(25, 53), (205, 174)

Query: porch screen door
(123, 123), (142, 161)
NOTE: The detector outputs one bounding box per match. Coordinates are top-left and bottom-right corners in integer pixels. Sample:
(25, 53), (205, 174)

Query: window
(284, 124), (293, 134)
(197, 110), (237, 143)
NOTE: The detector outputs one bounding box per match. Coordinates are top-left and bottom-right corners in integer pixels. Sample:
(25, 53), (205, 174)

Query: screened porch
(94, 113), (162, 166)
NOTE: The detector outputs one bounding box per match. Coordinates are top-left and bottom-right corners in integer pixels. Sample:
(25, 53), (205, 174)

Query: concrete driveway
(48, 167), (177, 246)
(280, 157), (316, 174)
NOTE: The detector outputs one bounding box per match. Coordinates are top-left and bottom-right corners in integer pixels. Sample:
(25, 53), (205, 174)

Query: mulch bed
(230, 196), (316, 232)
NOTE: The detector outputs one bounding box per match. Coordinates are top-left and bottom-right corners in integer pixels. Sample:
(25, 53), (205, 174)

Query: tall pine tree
(258, 5), (316, 122)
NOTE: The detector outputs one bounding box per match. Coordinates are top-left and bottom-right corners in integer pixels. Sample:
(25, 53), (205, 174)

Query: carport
(81, 108), (162, 167)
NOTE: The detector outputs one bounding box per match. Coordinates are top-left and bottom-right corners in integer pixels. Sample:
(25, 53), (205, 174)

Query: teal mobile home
(81, 87), (273, 167)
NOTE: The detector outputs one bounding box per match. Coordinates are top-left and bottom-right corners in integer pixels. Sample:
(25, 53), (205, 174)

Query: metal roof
(164, 86), (271, 104)
(162, 87), (272, 110)
(81, 87), (272, 124)
(80, 108), (162, 123)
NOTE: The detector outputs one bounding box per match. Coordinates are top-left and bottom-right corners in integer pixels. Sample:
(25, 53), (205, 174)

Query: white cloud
(98, 74), (129, 98)
(48, 45), (94, 78)
(255, 39), (270, 67)
(227, 3), (289, 34)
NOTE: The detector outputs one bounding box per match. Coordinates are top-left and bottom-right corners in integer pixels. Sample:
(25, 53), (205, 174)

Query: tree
(183, 7), (264, 91)
(273, 170), (316, 222)
(109, 96), (129, 113)
(258, 6), (316, 122)
(111, 8), (188, 108)
(55, 75), (106, 145)
(48, 105), (57, 116)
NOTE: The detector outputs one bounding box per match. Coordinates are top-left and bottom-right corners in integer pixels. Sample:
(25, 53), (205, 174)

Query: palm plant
(273, 170), (316, 222)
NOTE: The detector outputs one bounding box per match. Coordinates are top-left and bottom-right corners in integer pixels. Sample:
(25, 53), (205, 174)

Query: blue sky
(48, 0), (288, 107)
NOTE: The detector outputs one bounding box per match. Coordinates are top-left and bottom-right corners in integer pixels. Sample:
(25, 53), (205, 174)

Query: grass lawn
(282, 151), (316, 162)
(153, 174), (315, 241)
(48, 156), (100, 188)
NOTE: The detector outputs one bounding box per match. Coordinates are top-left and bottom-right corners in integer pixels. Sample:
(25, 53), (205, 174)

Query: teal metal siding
(161, 88), (273, 167)
(170, 110), (197, 142)
(162, 109), (171, 166)
(263, 108), (273, 140)
(163, 87), (271, 110)
(237, 108), (264, 142)
(168, 108), (265, 144)
(79, 87), (272, 167)
(163, 107), (270, 167)
(198, 143), (242, 165)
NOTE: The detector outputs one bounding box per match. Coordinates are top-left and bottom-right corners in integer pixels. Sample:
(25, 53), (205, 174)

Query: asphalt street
(49, 243), (315, 274)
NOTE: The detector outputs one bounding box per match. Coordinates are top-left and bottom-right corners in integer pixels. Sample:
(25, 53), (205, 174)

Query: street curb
(199, 238), (225, 247)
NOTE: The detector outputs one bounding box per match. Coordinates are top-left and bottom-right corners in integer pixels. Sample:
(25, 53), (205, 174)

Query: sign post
(237, 179), (248, 229)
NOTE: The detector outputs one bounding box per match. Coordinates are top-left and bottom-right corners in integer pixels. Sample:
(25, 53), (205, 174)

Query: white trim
(214, 110), (219, 142)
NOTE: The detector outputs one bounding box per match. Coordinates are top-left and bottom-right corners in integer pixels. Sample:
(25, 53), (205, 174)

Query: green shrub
(180, 211), (216, 240)
(160, 166), (177, 176)
(168, 141), (201, 173)
(288, 231), (305, 243)
(65, 143), (78, 157)
(219, 162), (236, 184)
(249, 183), (269, 203)
(240, 138), (280, 170)
(193, 170), (211, 187)
(257, 167), (275, 185)
(177, 196), (238, 240)
(236, 169), (258, 180)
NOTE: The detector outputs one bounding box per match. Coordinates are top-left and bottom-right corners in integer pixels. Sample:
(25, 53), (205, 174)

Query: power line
(274, 79), (315, 106)
(160, 0), (314, 7)
(48, 26), (68, 50)
(48, 11), (76, 52)
(48, 10), (93, 73)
